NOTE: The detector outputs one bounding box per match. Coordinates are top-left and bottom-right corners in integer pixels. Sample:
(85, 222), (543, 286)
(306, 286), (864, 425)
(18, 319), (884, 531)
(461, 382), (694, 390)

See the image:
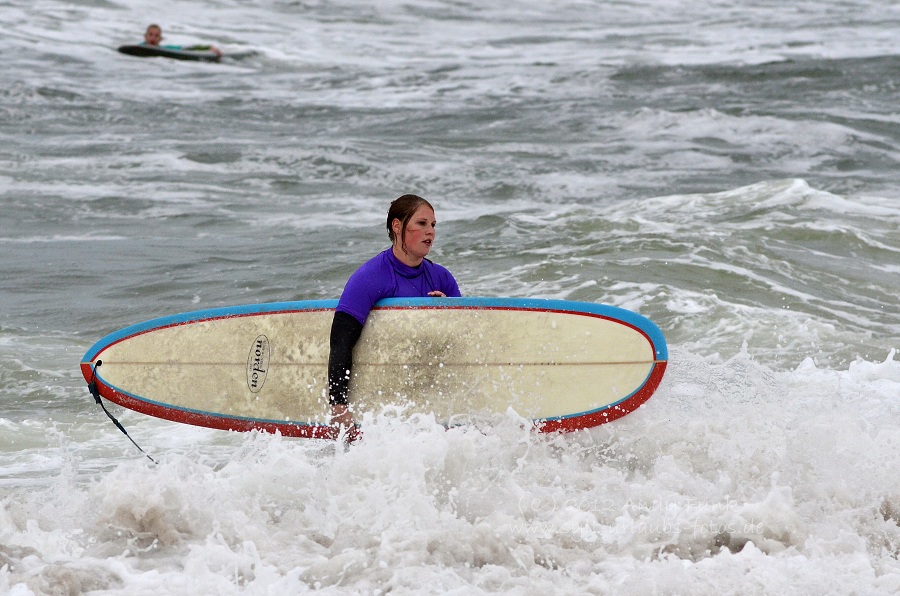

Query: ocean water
(2, 0), (899, 593)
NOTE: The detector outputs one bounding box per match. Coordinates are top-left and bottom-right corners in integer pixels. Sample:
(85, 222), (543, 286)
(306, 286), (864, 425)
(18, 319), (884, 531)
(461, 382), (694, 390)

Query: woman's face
(394, 204), (436, 262)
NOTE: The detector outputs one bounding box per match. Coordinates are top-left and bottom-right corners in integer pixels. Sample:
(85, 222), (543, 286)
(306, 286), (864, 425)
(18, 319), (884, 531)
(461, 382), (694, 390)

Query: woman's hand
(427, 291), (446, 297)
(331, 404), (360, 443)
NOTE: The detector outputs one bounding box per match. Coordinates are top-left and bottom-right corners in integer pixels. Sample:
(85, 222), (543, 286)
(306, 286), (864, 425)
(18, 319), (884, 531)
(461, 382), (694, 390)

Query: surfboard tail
(536, 360), (667, 433)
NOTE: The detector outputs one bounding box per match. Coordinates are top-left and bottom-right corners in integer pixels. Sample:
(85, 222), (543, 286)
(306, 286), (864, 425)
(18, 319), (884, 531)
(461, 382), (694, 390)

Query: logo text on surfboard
(246, 335), (270, 393)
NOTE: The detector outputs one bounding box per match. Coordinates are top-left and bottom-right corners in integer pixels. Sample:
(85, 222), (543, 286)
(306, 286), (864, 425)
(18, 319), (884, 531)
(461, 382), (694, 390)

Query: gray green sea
(1, 0), (898, 593)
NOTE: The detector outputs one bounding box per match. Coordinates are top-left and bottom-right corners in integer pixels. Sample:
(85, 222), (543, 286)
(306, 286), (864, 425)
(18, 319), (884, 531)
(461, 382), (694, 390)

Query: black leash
(87, 360), (157, 464)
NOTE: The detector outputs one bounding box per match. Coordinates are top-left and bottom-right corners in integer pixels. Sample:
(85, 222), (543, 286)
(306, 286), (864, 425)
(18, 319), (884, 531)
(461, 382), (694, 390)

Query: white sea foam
(2, 347), (899, 593)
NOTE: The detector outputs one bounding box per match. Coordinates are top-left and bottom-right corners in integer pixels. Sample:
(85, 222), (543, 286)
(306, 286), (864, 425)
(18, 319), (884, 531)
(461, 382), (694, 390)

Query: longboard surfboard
(80, 298), (668, 439)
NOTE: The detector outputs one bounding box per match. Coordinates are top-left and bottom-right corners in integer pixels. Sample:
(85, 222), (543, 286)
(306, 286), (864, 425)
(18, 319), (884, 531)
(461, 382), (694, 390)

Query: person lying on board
(143, 24), (222, 57)
(327, 194), (461, 441)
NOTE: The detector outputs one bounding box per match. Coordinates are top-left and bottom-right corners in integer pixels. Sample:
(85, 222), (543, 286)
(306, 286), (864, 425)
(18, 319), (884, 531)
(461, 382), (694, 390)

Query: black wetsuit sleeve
(327, 311), (364, 406)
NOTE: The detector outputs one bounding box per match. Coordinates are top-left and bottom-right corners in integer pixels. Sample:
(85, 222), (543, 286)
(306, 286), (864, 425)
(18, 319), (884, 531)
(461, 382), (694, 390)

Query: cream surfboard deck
(81, 298), (668, 439)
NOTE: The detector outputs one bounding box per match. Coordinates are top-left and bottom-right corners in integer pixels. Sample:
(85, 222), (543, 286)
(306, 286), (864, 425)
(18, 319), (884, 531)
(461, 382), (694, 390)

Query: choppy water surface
(1, 0), (898, 593)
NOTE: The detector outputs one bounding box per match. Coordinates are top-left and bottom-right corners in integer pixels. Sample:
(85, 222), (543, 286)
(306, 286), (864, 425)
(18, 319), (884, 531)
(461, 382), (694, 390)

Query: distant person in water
(142, 24), (222, 57)
(327, 194), (461, 440)
(143, 24), (163, 46)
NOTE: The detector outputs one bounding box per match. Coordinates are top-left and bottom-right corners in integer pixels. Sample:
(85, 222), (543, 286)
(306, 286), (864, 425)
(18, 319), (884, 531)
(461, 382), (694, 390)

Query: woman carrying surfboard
(328, 195), (461, 437)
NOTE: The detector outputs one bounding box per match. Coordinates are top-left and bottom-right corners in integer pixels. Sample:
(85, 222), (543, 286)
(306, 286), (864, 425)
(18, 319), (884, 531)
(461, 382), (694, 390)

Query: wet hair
(386, 194), (433, 247)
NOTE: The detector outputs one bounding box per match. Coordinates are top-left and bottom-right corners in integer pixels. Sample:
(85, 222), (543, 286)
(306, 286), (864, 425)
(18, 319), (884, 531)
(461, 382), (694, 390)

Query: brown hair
(387, 194), (433, 247)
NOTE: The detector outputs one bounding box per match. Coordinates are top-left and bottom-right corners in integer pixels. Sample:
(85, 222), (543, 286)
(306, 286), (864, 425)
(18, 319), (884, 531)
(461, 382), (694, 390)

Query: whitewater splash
(2, 348), (898, 593)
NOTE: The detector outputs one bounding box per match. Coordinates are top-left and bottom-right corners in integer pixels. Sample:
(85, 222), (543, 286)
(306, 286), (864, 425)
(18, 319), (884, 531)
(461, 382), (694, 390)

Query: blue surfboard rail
(82, 299), (336, 363)
(83, 297), (667, 362)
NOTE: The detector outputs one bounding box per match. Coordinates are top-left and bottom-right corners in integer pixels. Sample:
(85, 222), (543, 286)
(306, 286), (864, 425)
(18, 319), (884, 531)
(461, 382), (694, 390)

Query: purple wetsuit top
(336, 248), (461, 325)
